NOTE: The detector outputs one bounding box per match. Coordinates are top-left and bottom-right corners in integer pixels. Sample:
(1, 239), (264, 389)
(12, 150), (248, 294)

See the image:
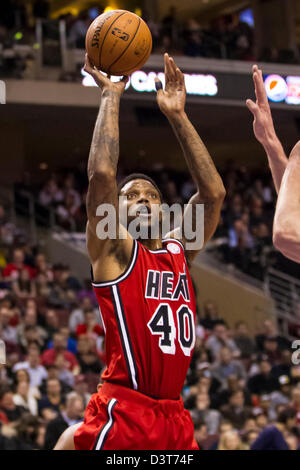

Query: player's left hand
(155, 53), (186, 117)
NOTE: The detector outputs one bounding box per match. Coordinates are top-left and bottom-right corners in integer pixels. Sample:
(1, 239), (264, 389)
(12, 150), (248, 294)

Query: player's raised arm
(84, 54), (133, 280)
(155, 53), (226, 263)
(273, 141), (300, 262)
(246, 65), (288, 194)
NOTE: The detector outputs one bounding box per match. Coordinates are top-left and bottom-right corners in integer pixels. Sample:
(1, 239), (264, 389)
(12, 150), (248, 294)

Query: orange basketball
(85, 10), (152, 76)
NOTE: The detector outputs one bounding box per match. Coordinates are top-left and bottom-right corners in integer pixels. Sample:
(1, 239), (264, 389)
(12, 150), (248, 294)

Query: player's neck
(139, 239), (163, 251)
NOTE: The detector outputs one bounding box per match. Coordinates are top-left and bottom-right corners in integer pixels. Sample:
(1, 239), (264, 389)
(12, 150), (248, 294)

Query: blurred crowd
(64, 7), (255, 62)
(0, 210), (106, 449)
(0, 1), (298, 80)
(0, 210), (299, 449)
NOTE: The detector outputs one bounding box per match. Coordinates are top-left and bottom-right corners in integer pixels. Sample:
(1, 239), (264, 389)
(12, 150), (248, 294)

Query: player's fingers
(83, 53), (94, 74)
(121, 75), (129, 85)
(164, 53), (175, 81)
(175, 67), (185, 87)
(169, 56), (178, 77)
(155, 77), (164, 94)
(253, 70), (268, 105)
(246, 99), (258, 115)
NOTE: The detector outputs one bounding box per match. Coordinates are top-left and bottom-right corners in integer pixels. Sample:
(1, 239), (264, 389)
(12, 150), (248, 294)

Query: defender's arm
(246, 65), (288, 194)
(273, 141), (300, 263)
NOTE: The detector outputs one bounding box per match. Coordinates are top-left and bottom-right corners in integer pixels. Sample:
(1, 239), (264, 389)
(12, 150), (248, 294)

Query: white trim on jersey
(98, 307), (106, 334)
(162, 238), (185, 252)
(92, 240), (138, 288)
(111, 285), (138, 390)
(94, 398), (117, 450)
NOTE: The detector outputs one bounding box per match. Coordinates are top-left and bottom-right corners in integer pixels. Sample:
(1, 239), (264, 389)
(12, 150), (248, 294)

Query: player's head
(118, 173), (163, 238)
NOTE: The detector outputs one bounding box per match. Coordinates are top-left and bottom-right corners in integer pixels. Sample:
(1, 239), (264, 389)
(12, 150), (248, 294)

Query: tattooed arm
(84, 55), (133, 281)
(156, 54), (226, 264)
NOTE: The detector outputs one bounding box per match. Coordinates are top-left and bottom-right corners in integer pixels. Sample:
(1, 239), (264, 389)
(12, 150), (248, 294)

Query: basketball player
(247, 65), (300, 263)
(54, 53), (225, 450)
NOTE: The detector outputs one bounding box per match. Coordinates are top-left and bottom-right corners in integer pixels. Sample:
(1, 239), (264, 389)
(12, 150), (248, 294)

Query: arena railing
(13, 186), (76, 240)
(265, 267), (300, 340)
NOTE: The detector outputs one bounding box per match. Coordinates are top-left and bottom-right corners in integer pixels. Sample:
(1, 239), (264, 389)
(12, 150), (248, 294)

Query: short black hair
(118, 173), (163, 202)
(278, 407), (297, 424)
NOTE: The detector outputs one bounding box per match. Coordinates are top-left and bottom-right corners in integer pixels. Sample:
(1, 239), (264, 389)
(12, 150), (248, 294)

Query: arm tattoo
(167, 112), (225, 254)
(168, 112), (224, 197)
(88, 90), (121, 179)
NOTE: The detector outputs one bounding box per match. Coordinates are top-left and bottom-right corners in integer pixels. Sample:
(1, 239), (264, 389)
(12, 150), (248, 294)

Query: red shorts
(74, 382), (198, 450)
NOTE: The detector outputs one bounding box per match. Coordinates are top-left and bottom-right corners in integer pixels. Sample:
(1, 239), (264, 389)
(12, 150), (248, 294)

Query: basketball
(85, 10), (152, 76)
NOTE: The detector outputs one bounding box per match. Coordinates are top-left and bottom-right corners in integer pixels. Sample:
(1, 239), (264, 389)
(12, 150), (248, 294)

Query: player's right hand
(246, 65), (276, 147)
(84, 53), (128, 96)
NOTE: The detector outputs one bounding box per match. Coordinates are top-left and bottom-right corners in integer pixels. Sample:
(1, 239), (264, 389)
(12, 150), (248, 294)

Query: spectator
(206, 323), (239, 360)
(290, 387), (300, 424)
(68, 11), (90, 49)
(54, 354), (75, 389)
(38, 179), (64, 207)
(76, 309), (104, 339)
(41, 332), (79, 373)
(76, 335), (103, 374)
(47, 326), (77, 354)
(44, 393), (84, 449)
(12, 268), (36, 299)
(73, 374), (91, 408)
(0, 306), (18, 344)
(233, 321), (256, 359)
(255, 320), (290, 353)
(13, 380), (39, 416)
(2, 249), (35, 281)
(190, 391), (221, 435)
(211, 374), (251, 410)
(0, 384), (25, 423)
(247, 359), (279, 396)
(43, 309), (59, 340)
(270, 375), (292, 412)
(13, 343), (48, 387)
(16, 307), (47, 350)
(38, 377), (64, 421)
(220, 389), (253, 429)
(218, 429), (248, 450)
(69, 296), (99, 334)
(271, 350), (293, 382)
(251, 408), (297, 450)
(211, 347), (246, 388)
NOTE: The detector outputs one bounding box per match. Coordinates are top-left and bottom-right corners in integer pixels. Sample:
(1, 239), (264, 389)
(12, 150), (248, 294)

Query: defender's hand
(246, 65), (276, 146)
(156, 53), (186, 117)
(84, 53), (128, 96)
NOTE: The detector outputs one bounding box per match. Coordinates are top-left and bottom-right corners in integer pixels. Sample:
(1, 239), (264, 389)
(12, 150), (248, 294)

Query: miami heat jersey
(92, 238), (196, 400)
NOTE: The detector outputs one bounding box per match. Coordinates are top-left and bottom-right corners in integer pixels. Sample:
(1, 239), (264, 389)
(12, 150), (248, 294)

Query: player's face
(120, 179), (162, 235)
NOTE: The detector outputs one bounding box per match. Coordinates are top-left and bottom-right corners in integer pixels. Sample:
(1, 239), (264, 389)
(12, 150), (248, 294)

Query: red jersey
(92, 238), (196, 400)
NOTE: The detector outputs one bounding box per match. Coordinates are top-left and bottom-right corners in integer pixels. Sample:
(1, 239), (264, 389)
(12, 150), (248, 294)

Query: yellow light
(104, 6), (116, 13)
(134, 8), (142, 17)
